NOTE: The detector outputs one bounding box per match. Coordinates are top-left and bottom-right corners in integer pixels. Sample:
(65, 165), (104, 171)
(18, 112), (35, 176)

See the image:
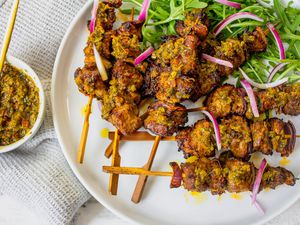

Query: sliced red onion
(268, 63), (288, 82)
(215, 0), (241, 9)
(138, 0), (151, 21)
(90, 0), (99, 33)
(135, 47), (154, 65)
(170, 162), (183, 188)
(93, 44), (108, 81)
(250, 195), (265, 214)
(251, 159), (267, 204)
(201, 110), (221, 151)
(267, 22), (285, 60)
(239, 67), (288, 89)
(214, 12), (264, 36)
(202, 54), (233, 68)
(240, 79), (260, 118)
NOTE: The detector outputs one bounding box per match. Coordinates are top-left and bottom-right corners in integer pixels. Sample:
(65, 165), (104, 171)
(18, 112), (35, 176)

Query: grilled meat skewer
(103, 155), (295, 195)
(205, 83), (300, 119)
(170, 156), (295, 195)
(177, 115), (296, 159)
(74, 2), (146, 135)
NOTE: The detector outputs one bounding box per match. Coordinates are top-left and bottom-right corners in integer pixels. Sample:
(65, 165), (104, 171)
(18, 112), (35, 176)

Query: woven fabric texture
(0, 1), (91, 225)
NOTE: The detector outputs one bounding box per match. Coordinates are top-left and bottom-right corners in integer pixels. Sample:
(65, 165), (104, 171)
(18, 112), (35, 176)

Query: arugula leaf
(185, 0), (207, 9)
(273, 0), (293, 31)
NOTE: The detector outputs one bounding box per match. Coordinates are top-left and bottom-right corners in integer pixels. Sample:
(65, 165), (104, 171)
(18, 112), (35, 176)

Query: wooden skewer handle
(108, 131), (175, 141)
(103, 166), (173, 177)
(105, 133), (174, 159)
(77, 96), (93, 164)
(0, 0), (20, 72)
(109, 130), (121, 195)
(132, 136), (161, 203)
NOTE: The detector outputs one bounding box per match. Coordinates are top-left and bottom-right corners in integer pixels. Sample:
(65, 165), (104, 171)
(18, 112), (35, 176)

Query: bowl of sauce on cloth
(0, 55), (45, 153)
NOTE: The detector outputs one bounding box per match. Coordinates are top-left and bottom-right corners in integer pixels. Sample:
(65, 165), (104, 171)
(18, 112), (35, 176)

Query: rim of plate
(51, 1), (300, 225)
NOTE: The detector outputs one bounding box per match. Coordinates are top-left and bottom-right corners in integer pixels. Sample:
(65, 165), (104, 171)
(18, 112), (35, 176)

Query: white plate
(51, 1), (300, 225)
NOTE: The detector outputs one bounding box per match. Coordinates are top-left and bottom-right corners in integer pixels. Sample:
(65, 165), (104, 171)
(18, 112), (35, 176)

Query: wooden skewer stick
(108, 130), (121, 195)
(104, 132), (174, 158)
(132, 135), (161, 203)
(103, 166), (173, 177)
(105, 131), (300, 158)
(77, 96), (93, 163)
(104, 142), (114, 158)
(0, 0), (20, 72)
(108, 131), (175, 141)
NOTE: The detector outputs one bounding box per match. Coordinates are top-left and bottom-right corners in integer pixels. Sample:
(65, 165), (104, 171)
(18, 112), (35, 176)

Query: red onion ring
(201, 110), (221, 151)
(138, 0), (151, 21)
(252, 159), (267, 204)
(90, 0), (99, 33)
(267, 22), (286, 60)
(135, 47), (154, 65)
(240, 79), (260, 118)
(250, 195), (265, 214)
(202, 54), (233, 68)
(215, 0), (241, 9)
(93, 44), (108, 81)
(214, 12), (264, 35)
(267, 63), (288, 82)
(239, 67), (288, 89)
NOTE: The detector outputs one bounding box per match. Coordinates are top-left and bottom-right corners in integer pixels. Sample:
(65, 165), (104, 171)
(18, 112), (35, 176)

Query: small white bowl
(0, 55), (45, 153)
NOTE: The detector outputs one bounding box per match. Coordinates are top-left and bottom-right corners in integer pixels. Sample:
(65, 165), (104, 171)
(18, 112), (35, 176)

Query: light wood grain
(103, 166), (173, 177)
(77, 96), (93, 164)
(131, 135), (161, 203)
(108, 130), (121, 195)
(0, 0), (20, 72)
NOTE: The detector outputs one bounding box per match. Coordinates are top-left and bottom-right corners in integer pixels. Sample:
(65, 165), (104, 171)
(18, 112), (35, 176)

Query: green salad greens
(122, 0), (300, 84)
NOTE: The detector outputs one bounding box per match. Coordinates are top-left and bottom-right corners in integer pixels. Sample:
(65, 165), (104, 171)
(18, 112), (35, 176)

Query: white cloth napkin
(0, 0), (91, 225)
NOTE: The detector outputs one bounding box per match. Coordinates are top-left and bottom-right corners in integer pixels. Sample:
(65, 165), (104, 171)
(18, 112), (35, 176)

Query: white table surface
(1, 195), (300, 225)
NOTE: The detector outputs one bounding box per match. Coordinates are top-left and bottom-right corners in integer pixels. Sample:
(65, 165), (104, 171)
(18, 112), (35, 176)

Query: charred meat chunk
(175, 9), (209, 39)
(107, 103), (142, 135)
(197, 62), (220, 96)
(251, 120), (272, 155)
(214, 39), (248, 76)
(95, 2), (118, 31)
(205, 85), (247, 118)
(176, 119), (216, 158)
(224, 159), (256, 193)
(74, 65), (107, 100)
(256, 86), (288, 113)
(112, 34), (141, 60)
(144, 101), (188, 136)
(101, 89), (142, 135)
(149, 36), (200, 103)
(117, 20), (144, 40)
(283, 82), (300, 116)
(220, 116), (252, 159)
(105, 0), (122, 8)
(181, 157), (225, 194)
(243, 27), (268, 53)
(111, 60), (143, 92)
(269, 118), (295, 157)
(261, 166), (295, 190)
